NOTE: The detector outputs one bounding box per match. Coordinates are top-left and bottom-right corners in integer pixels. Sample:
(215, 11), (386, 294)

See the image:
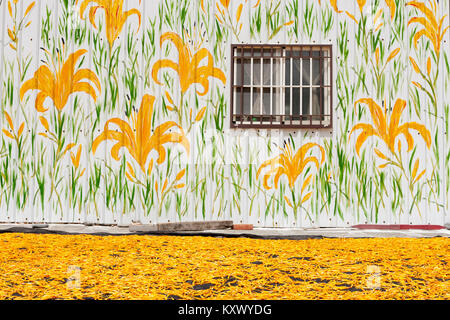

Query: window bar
(289, 47), (293, 125)
(281, 49), (284, 125)
(329, 49), (333, 128)
(299, 49), (303, 125)
(320, 50), (323, 126)
(281, 48), (285, 124)
(282, 47), (285, 124)
(231, 46), (234, 126)
(270, 47), (273, 126)
(310, 46), (313, 126)
(240, 46), (244, 125)
(260, 47), (263, 124)
(250, 47), (253, 125)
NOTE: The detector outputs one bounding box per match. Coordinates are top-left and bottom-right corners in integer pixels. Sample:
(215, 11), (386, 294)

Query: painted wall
(0, 0), (448, 227)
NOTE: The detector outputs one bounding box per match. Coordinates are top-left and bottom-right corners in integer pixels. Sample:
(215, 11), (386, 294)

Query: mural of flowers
(350, 0), (395, 19)
(92, 94), (190, 217)
(1, 110), (28, 209)
(345, 0), (366, 23)
(6, 0), (35, 51)
(407, 0), (448, 117)
(202, 0), (262, 41)
(345, 0), (396, 25)
(407, 0), (449, 58)
(370, 47), (400, 99)
(2, 111), (25, 143)
(153, 32), (226, 97)
(68, 144), (86, 212)
(92, 94), (190, 175)
(71, 145), (85, 178)
(19, 45), (100, 213)
(5, 0), (36, 120)
(350, 98), (432, 215)
(0, 0), (448, 225)
(317, 0), (341, 13)
(384, 0), (396, 21)
(257, 141), (325, 219)
(343, 0), (397, 63)
(76, 0), (141, 50)
(152, 32), (226, 124)
(351, 98), (431, 157)
(248, 0), (294, 40)
(20, 47), (101, 113)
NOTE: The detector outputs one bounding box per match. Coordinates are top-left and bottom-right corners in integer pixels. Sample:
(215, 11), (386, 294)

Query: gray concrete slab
(129, 221), (233, 232)
(0, 223), (449, 239)
(129, 224), (158, 232)
(157, 220), (234, 231)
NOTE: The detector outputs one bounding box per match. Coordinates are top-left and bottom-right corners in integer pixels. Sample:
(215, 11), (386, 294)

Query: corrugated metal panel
(0, 0), (448, 227)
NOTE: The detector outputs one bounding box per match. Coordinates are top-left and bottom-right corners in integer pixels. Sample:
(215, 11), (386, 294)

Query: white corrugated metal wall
(0, 0), (448, 227)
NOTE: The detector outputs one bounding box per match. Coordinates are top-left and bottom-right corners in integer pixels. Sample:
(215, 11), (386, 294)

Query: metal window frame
(230, 44), (333, 130)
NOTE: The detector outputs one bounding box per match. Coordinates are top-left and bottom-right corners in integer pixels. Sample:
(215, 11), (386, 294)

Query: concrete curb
(0, 224), (449, 239)
(129, 221), (234, 232)
(0, 226), (324, 240)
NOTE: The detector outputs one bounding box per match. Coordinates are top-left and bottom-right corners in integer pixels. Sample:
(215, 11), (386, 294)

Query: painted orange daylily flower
(257, 142), (325, 190)
(92, 94), (190, 174)
(345, 0), (396, 25)
(2, 111), (25, 141)
(71, 145), (83, 169)
(384, 0), (396, 21)
(20, 48), (101, 113)
(71, 145), (86, 177)
(357, 0), (366, 12)
(152, 32), (226, 96)
(218, 0), (231, 8)
(317, 0), (341, 13)
(201, 0), (261, 13)
(350, 98), (431, 157)
(7, 0), (35, 51)
(407, 0), (449, 56)
(77, 0), (141, 49)
(201, 0), (262, 40)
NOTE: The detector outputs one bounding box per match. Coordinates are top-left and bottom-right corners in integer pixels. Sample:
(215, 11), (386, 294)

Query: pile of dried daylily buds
(0, 234), (448, 300)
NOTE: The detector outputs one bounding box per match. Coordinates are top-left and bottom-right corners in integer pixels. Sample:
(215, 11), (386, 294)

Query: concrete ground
(0, 223), (449, 239)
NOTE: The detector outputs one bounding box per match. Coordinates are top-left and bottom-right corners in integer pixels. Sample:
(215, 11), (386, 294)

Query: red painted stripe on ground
(352, 224), (445, 230)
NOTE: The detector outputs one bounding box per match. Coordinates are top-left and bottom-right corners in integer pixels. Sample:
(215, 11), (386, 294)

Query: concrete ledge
(130, 221), (234, 233)
(353, 224), (445, 230)
(129, 224), (158, 232)
(159, 221), (233, 232)
(0, 223), (449, 239)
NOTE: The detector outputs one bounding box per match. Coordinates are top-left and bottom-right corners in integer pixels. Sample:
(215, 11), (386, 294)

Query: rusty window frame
(230, 44), (333, 129)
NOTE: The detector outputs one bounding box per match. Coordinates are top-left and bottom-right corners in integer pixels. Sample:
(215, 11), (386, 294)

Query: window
(230, 45), (332, 129)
